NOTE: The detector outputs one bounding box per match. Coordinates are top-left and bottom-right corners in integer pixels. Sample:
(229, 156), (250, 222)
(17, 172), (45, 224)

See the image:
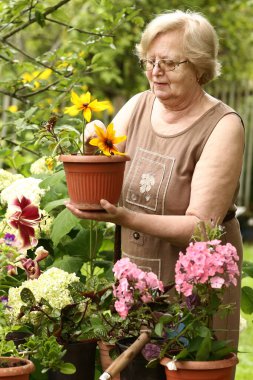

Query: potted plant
(99, 222), (240, 380)
(0, 302), (35, 380)
(3, 266), (113, 379)
(95, 257), (167, 380)
(0, 169), (116, 379)
(146, 222), (239, 380)
(37, 90), (130, 210)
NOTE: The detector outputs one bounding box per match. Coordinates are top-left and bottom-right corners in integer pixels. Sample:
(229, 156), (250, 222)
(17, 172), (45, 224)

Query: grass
(236, 244), (253, 380)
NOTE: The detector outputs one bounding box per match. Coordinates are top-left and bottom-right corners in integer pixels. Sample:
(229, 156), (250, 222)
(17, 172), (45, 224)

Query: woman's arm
(186, 113), (244, 222)
(67, 111), (244, 246)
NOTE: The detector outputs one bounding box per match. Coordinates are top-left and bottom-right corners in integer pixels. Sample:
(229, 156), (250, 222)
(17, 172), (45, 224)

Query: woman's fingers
(84, 120), (106, 143)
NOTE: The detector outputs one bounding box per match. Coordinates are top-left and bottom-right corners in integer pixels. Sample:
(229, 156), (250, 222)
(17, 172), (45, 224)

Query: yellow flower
(89, 123), (126, 156)
(37, 68), (52, 80)
(7, 105), (18, 113)
(64, 91), (111, 122)
(21, 69), (52, 89)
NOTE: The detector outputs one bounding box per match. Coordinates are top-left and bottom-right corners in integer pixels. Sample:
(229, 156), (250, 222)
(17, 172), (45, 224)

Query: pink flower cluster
(113, 258), (164, 319)
(175, 240), (240, 297)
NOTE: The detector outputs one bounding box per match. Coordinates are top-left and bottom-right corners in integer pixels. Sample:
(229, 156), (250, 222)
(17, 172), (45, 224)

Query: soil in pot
(0, 356), (35, 379)
(116, 338), (166, 380)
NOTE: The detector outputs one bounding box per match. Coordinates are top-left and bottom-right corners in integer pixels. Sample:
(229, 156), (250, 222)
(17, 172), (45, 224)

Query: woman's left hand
(65, 199), (133, 225)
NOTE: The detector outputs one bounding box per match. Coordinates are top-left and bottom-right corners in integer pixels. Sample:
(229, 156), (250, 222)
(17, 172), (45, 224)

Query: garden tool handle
(99, 330), (151, 380)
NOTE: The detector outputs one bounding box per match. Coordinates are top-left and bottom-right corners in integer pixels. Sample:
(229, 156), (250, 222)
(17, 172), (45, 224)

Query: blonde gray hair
(136, 10), (221, 85)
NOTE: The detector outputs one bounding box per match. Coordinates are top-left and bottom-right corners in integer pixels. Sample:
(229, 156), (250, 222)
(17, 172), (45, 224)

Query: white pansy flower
(139, 173), (155, 194)
(1, 177), (46, 206)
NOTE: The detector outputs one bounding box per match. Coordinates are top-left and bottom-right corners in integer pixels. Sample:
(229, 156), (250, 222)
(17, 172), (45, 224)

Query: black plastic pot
(48, 340), (97, 380)
(116, 338), (166, 380)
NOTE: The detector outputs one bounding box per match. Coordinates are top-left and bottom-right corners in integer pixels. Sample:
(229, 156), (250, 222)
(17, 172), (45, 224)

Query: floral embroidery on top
(139, 173), (155, 194)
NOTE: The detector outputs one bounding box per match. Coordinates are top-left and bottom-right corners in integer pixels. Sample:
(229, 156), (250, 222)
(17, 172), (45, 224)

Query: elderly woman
(66, 10), (244, 356)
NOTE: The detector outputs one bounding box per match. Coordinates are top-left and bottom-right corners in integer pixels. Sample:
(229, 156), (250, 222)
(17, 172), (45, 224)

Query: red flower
(8, 196), (41, 249)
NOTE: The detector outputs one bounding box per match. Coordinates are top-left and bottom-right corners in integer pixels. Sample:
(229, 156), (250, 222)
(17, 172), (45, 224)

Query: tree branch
(2, 138), (40, 157)
(0, 54), (15, 63)
(1, 0), (71, 40)
(0, 89), (29, 104)
(2, 40), (62, 75)
(45, 17), (114, 37)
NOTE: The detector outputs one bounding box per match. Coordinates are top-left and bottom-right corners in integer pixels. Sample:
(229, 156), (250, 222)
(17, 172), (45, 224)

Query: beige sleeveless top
(120, 90), (243, 284)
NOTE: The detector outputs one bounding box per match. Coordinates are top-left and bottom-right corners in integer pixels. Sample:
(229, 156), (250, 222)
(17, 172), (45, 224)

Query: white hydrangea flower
(1, 177), (46, 206)
(8, 267), (80, 320)
(30, 156), (59, 175)
(0, 169), (23, 192)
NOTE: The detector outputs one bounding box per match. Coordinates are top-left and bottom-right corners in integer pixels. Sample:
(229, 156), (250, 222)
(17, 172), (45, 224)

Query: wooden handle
(99, 331), (151, 380)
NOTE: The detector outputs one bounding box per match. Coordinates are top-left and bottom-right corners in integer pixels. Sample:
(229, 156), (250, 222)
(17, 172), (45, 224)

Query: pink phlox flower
(141, 293), (153, 303)
(135, 279), (147, 293)
(114, 299), (130, 319)
(127, 266), (143, 282)
(113, 257), (140, 280)
(210, 276), (225, 289)
(145, 271), (164, 292)
(8, 196), (41, 249)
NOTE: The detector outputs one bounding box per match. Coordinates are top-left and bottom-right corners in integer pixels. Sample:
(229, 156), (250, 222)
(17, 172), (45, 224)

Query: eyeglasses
(139, 59), (188, 72)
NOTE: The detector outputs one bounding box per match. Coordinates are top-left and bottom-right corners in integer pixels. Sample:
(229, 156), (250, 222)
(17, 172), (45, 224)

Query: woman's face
(145, 30), (198, 106)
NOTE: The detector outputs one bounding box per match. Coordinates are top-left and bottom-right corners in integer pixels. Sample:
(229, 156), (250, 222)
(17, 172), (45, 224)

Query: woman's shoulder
(126, 90), (153, 107)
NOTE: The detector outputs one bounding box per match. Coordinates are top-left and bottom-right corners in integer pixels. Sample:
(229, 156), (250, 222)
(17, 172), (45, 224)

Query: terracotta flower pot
(0, 356), (35, 380)
(98, 341), (120, 380)
(160, 353), (238, 380)
(60, 155), (130, 210)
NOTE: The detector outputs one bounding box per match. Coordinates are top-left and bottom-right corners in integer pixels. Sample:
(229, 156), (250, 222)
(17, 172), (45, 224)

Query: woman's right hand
(84, 119), (106, 143)
(84, 119), (106, 154)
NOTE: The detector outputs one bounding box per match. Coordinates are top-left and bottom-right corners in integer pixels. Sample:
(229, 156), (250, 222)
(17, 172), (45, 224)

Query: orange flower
(89, 123), (126, 156)
(64, 91), (111, 122)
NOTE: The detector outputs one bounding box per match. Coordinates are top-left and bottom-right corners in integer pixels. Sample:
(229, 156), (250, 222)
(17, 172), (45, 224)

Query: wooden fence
(207, 80), (253, 212)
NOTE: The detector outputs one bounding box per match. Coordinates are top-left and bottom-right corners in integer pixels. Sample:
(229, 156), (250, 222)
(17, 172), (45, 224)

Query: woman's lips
(154, 82), (167, 86)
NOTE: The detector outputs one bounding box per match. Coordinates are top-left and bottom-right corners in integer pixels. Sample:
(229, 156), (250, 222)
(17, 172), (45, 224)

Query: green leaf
(51, 255), (84, 274)
(35, 10), (46, 27)
(20, 288), (36, 305)
(39, 170), (65, 189)
(154, 322), (163, 337)
(59, 362), (76, 374)
(196, 335), (212, 361)
(242, 261), (253, 278)
(44, 198), (66, 212)
(64, 228), (103, 260)
(24, 107), (38, 119)
(176, 348), (189, 360)
(196, 326), (211, 338)
(241, 286), (253, 314)
(51, 208), (80, 246)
